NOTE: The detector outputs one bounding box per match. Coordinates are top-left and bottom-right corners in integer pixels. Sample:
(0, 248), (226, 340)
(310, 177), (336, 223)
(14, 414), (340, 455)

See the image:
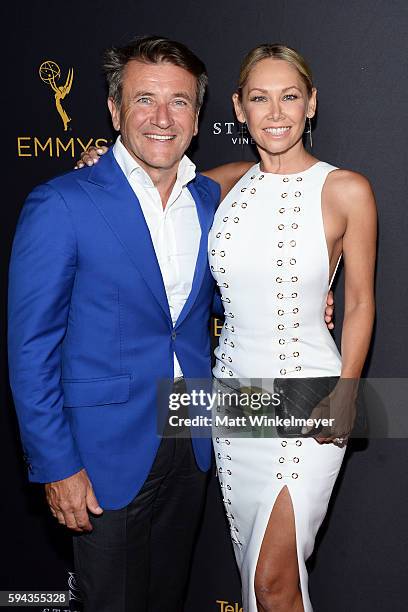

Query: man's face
(108, 60), (199, 177)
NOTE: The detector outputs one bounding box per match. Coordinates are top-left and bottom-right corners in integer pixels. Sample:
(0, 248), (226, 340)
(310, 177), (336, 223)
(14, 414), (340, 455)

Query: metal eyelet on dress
(278, 309), (284, 316)
(281, 440), (287, 447)
(293, 307), (299, 314)
(279, 457), (285, 463)
(279, 354), (286, 360)
(220, 268), (225, 273)
(276, 473), (283, 479)
(278, 224), (285, 230)
(292, 223), (299, 229)
(294, 206), (301, 212)
(229, 370), (233, 376)
(220, 251), (225, 257)
(290, 240), (296, 247)
(221, 366), (226, 372)
(293, 351), (300, 357)
(250, 175), (256, 179)
(279, 207), (285, 214)
(241, 187), (247, 192)
(211, 249), (216, 255)
(295, 191), (301, 197)
(259, 175), (265, 180)
(232, 202), (237, 207)
(250, 188), (256, 194)
(276, 277), (282, 283)
(225, 233), (231, 239)
(216, 232), (221, 238)
(277, 259), (283, 266)
(293, 323), (300, 328)
(278, 241), (284, 248)
(296, 440), (302, 446)
(281, 193), (288, 198)
(292, 473), (299, 479)
(295, 365), (302, 371)
(279, 338), (285, 344)
(241, 202), (247, 208)
(292, 276), (298, 282)
(280, 368), (287, 375)
(283, 177), (289, 182)
(296, 177), (302, 182)
(233, 217), (239, 223)
(277, 293), (284, 299)
(223, 216), (228, 222)
(278, 324), (284, 330)
(290, 258), (296, 265)
(292, 292), (298, 298)
(293, 457), (300, 463)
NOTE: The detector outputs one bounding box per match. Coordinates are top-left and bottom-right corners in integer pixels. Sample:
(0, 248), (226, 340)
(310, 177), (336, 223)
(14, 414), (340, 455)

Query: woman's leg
(254, 485), (304, 612)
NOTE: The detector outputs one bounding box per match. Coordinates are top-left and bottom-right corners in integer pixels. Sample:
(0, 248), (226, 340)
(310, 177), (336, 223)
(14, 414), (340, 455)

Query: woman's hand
(74, 145), (108, 169)
(305, 378), (360, 447)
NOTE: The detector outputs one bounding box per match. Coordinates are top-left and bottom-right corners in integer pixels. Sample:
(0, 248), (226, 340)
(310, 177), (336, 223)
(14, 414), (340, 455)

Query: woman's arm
(202, 162), (254, 200)
(330, 171), (377, 377)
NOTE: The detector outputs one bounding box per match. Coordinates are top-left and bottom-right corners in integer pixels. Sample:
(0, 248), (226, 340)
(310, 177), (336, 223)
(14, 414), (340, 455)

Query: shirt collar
(112, 135), (196, 189)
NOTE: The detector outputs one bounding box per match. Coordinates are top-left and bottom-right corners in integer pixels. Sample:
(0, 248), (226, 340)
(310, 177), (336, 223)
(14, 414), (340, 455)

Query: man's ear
(232, 92), (246, 124)
(193, 109), (199, 136)
(108, 97), (120, 131)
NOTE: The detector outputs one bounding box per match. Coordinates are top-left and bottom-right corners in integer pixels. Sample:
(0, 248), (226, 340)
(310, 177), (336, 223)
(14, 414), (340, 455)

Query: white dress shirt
(113, 136), (201, 378)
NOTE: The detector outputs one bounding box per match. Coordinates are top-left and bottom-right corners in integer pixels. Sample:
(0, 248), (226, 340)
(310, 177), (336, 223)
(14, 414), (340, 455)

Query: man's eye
(173, 99), (188, 106)
(137, 97), (152, 104)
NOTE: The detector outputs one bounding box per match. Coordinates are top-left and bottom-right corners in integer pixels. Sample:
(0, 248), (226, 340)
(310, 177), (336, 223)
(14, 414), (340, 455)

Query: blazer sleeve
(8, 183), (83, 483)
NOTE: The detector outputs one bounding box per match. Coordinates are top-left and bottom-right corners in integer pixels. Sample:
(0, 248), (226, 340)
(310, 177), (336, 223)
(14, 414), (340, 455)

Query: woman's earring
(305, 116), (313, 149)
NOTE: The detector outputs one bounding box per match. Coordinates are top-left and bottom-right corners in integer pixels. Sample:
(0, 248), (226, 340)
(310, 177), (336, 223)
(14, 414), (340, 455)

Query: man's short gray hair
(103, 35), (208, 110)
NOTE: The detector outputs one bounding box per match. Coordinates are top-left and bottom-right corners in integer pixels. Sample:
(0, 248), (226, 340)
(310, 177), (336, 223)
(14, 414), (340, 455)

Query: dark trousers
(73, 434), (209, 612)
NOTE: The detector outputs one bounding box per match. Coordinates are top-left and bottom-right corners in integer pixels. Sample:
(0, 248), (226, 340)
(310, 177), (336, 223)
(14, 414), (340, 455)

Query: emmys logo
(16, 61), (109, 158)
(39, 61), (74, 131)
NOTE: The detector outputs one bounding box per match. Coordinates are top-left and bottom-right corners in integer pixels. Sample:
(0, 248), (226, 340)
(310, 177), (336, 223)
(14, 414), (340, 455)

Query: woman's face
(233, 58), (316, 156)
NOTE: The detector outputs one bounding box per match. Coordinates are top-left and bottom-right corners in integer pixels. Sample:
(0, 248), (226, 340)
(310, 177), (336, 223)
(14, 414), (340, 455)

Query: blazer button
(171, 332), (177, 340)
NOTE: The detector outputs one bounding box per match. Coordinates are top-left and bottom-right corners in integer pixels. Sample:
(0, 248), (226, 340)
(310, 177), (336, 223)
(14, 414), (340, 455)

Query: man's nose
(151, 103), (174, 129)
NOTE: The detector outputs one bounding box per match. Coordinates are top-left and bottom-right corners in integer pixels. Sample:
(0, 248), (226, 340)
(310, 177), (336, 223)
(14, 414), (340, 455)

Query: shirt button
(171, 332), (177, 340)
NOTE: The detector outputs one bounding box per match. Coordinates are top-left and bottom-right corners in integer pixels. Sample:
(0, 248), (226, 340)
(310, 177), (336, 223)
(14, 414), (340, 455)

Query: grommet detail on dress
(241, 203), (248, 208)
(278, 241), (284, 248)
(216, 232), (221, 238)
(277, 259), (283, 266)
(296, 176), (302, 181)
(225, 233), (231, 239)
(290, 240), (296, 246)
(281, 193), (288, 198)
(276, 277), (282, 283)
(290, 258), (296, 265)
(292, 223), (299, 229)
(259, 174), (265, 180)
(296, 440), (302, 446)
(223, 216), (228, 222)
(295, 191), (301, 197)
(293, 457), (300, 463)
(280, 368), (286, 375)
(292, 473), (299, 479)
(233, 217), (240, 223)
(283, 177), (289, 182)
(276, 473), (283, 479)
(250, 188), (256, 194)
(278, 224), (285, 230)
(281, 440), (287, 447)
(279, 207), (285, 214)
(279, 457), (285, 463)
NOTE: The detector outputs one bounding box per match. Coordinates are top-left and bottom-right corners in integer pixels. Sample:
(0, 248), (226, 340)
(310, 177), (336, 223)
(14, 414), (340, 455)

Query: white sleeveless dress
(208, 161), (346, 612)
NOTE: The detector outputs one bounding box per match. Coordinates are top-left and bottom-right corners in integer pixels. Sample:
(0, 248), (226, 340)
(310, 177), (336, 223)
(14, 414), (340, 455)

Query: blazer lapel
(78, 150), (171, 321)
(175, 181), (212, 329)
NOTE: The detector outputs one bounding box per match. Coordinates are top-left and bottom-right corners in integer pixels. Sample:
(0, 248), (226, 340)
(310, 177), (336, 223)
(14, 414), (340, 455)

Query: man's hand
(74, 145), (108, 169)
(325, 289), (335, 330)
(45, 468), (103, 532)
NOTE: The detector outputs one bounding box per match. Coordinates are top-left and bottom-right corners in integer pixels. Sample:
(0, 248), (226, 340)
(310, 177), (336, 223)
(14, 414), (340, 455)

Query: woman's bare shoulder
(201, 161), (256, 199)
(324, 168), (376, 215)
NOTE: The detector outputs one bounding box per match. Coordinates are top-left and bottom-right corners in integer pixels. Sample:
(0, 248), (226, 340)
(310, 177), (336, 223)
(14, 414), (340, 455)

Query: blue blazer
(8, 149), (221, 509)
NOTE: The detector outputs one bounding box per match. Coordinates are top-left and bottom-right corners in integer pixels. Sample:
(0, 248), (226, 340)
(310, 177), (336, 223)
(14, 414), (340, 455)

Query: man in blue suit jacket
(8, 36), (220, 612)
